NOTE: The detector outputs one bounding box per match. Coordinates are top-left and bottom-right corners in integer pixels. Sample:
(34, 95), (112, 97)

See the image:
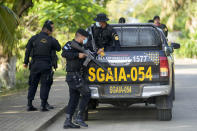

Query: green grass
(0, 69), (29, 97)
(0, 68), (65, 97)
(175, 35), (197, 58)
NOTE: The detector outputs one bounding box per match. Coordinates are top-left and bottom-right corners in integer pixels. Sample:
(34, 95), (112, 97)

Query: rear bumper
(142, 85), (170, 98)
(89, 85), (171, 99)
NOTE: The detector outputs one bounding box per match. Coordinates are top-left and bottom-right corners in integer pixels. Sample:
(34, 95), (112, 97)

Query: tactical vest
(32, 34), (52, 58)
(30, 33), (58, 69)
(93, 25), (113, 48)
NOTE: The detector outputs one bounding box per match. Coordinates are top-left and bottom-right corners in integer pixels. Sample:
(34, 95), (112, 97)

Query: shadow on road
(88, 105), (158, 122)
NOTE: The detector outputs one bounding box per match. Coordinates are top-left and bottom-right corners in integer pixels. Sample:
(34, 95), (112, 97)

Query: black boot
(75, 111), (88, 127)
(27, 100), (37, 111)
(63, 114), (80, 129)
(46, 102), (54, 109)
(41, 100), (49, 112)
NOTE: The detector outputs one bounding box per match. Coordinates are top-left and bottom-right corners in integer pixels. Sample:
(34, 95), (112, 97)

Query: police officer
(24, 20), (61, 112)
(62, 29), (91, 129)
(87, 13), (120, 53)
(119, 17), (126, 23)
(153, 16), (168, 37)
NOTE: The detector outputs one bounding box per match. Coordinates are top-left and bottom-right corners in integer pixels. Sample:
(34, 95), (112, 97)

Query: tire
(156, 94), (173, 121)
(158, 109), (172, 121)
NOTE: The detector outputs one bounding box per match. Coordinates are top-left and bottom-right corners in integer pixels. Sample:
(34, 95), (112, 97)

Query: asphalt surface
(44, 62), (197, 131)
(0, 76), (68, 131)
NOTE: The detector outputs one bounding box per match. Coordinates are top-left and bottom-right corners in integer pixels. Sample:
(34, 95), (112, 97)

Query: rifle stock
(89, 26), (97, 52)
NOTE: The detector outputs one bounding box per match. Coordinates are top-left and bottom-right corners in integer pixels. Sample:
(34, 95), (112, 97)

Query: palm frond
(0, 4), (19, 55)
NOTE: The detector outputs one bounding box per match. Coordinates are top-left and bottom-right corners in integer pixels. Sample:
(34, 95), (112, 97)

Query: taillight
(160, 57), (169, 77)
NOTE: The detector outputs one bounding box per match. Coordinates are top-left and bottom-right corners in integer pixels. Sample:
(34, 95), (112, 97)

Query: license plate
(105, 85), (141, 96)
(88, 66), (153, 82)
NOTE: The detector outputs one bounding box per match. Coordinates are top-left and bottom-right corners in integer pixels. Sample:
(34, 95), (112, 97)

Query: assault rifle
(70, 41), (110, 75)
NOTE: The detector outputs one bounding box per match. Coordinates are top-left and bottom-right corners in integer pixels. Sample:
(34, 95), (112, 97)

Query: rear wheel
(156, 95), (173, 121)
(158, 109), (172, 121)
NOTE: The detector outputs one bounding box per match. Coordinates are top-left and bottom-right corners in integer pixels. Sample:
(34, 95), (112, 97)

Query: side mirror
(165, 46), (173, 56)
(171, 43), (180, 49)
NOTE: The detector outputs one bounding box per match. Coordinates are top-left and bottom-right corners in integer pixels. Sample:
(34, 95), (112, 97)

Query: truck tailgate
(85, 51), (168, 97)
(86, 51), (162, 84)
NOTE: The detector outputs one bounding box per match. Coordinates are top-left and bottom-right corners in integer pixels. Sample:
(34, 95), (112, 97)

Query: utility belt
(29, 56), (52, 69)
(32, 56), (52, 61)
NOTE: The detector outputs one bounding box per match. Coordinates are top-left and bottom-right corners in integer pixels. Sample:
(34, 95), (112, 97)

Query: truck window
(114, 27), (162, 47)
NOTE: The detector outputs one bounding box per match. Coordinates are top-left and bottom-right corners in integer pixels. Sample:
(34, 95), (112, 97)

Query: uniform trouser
(66, 76), (91, 116)
(27, 61), (51, 102)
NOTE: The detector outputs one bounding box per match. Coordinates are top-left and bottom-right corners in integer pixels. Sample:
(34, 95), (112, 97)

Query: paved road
(44, 62), (197, 131)
(0, 76), (69, 131)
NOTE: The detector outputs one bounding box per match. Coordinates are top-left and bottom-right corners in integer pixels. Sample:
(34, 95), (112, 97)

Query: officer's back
(25, 29), (61, 66)
(24, 20), (61, 112)
(31, 32), (60, 70)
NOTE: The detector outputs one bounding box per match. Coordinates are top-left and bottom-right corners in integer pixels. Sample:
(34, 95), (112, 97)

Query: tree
(0, 4), (19, 54)
(0, 4), (19, 89)
(0, 0), (108, 90)
(35, 0), (106, 32)
(106, 0), (135, 23)
(95, 0), (110, 8)
(132, 0), (161, 23)
(12, 0), (33, 17)
(133, 0), (197, 31)
(132, 0), (197, 58)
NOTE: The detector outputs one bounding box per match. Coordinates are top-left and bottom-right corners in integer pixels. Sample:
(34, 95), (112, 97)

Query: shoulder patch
(64, 42), (72, 50)
(112, 33), (119, 41)
(115, 35), (119, 40)
(64, 45), (68, 50)
(164, 28), (168, 31)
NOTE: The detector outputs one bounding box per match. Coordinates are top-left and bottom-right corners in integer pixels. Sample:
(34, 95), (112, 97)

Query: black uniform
(24, 32), (61, 105)
(157, 24), (168, 37)
(48, 50), (58, 86)
(61, 40), (91, 116)
(88, 24), (120, 51)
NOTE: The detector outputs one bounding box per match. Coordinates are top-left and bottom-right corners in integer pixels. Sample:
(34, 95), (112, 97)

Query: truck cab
(85, 24), (180, 121)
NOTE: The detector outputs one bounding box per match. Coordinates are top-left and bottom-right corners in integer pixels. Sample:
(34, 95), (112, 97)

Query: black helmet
(153, 15), (160, 21)
(43, 20), (54, 32)
(76, 28), (89, 37)
(94, 13), (109, 22)
(119, 17), (126, 23)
